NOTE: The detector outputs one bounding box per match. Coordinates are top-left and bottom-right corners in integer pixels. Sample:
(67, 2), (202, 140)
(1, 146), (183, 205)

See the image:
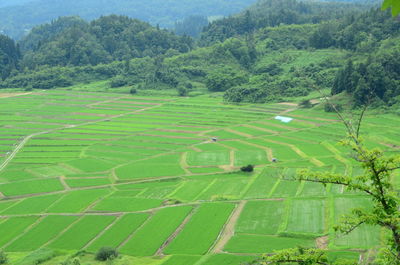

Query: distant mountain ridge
(0, 0), (258, 39)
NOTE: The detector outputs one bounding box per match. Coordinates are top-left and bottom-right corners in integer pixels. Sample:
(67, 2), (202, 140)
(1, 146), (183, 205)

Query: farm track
(0, 130), (53, 172)
(0, 92), (33, 99)
(155, 206), (199, 256)
(117, 211), (154, 249)
(59, 176), (71, 190)
(180, 152), (191, 175)
(0, 198), (287, 219)
(2, 93), (381, 260)
(41, 215), (86, 248)
(211, 201), (247, 253)
(2, 215), (46, 249)
(0, 103), (163, 174)
(83, 215), (123, 249)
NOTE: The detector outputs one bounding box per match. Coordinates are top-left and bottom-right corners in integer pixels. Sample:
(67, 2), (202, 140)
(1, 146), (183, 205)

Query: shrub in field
(95, 247), (119, 261)
(177, 85), (188, 97)
(299, 99), (313, 108)
(130, 88), (137, 94)
(110, 75), (128, 88)
(0, 251), (7, 265)
(241, 165), (254, 172)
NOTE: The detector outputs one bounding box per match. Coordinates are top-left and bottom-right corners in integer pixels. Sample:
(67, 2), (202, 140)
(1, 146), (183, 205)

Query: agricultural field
(0, 90), (398, 264)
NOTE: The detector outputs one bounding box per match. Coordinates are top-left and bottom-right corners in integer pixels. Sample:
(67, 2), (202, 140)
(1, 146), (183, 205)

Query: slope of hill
(0, 0), (258, 39)
(199, 0), (378, 46)
(2, 0), (398, 108)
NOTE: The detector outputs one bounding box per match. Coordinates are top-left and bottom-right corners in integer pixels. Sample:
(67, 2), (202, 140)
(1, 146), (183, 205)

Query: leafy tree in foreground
(382, 0), (400, 16)
(253, 102), (400, 264)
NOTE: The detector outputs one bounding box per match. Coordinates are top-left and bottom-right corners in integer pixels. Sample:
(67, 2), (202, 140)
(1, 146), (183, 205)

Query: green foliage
(95, 247), (119, 261)
(129, 87), (137, 94)
(206, 67), (248, 92)
(382, 0), (400, 16)
(1, 61), (122, 89)
(0, 0), (258, 40)
(241, 164), (255, 172)
(1, 0), (398, 107)
(19, 15), (193, 69)
(200, 0), (371, 46)
(252, 130), (400, 263)
(110, 75), (128, 88)
(324, 103), (343, 113)
(332, 41), (400, 106)
(0, 34), (20, 80)
(177, 85), (188, 96)
(253, 247), (329, 265)
(0, 251), (7, 265)
(175, 16), (209, 38)
(299, 99), (313, 108)
(296, 134), (400, 262)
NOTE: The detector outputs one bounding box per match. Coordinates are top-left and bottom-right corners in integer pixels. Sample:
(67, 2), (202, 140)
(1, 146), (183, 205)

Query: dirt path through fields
(83, 215), (123, 249)
(0, 92), (32, 99)
(117, 211), (155, 249)
(211, 201), (246, 253)
(59, 176), (71, 191)
(0, 103), (162, 174)
(180, 152), (191, 175)
(155, 206), (199, 256)
(2, 216), (45, 249)
(0, 130), (53, 172)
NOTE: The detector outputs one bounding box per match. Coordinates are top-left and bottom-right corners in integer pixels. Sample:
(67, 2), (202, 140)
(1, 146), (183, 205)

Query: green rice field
(0, 90), (398, 264)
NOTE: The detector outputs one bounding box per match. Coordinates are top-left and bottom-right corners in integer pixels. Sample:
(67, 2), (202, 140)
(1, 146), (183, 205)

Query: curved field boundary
(0, 92), (32, 99)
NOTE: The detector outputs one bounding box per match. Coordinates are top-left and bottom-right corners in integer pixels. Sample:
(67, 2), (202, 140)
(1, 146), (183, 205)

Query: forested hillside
(0, 0), (399, 109)
(199, 0), (376, 45)
(0, 0), (258, 39)
(20, 15), (193, 68)
(0, 34), (20, 80)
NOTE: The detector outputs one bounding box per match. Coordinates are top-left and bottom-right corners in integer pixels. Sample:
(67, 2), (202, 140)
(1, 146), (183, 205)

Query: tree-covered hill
(0, 0), (258, 39)
(20, 15), (193, 68)
(0, 0), (399, 109)
(199, 0), (378, 46)
(0, 34), (20, 80)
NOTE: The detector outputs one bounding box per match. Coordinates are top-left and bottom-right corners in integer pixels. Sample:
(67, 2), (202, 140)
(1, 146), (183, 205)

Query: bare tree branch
(356, 103), (368, 138)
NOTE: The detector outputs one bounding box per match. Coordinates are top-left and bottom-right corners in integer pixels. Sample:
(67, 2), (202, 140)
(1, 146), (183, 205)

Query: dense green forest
(0, 34), (20, 80)
(0, 0), (399, 109)
(0, 0), (258, 39)
(20, 15), (193, 68)
(199, 0), (376, 45)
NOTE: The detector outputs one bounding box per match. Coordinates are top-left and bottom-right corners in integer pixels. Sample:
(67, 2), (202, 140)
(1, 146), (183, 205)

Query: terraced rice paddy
(0, 90), (398, 264)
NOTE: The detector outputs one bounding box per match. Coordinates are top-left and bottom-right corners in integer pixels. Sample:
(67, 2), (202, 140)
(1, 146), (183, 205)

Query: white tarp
(275, 116), (293, 123)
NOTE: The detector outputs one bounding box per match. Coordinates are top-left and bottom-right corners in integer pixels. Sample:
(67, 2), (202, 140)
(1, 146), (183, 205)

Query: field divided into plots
(0, 91), (398, 264)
